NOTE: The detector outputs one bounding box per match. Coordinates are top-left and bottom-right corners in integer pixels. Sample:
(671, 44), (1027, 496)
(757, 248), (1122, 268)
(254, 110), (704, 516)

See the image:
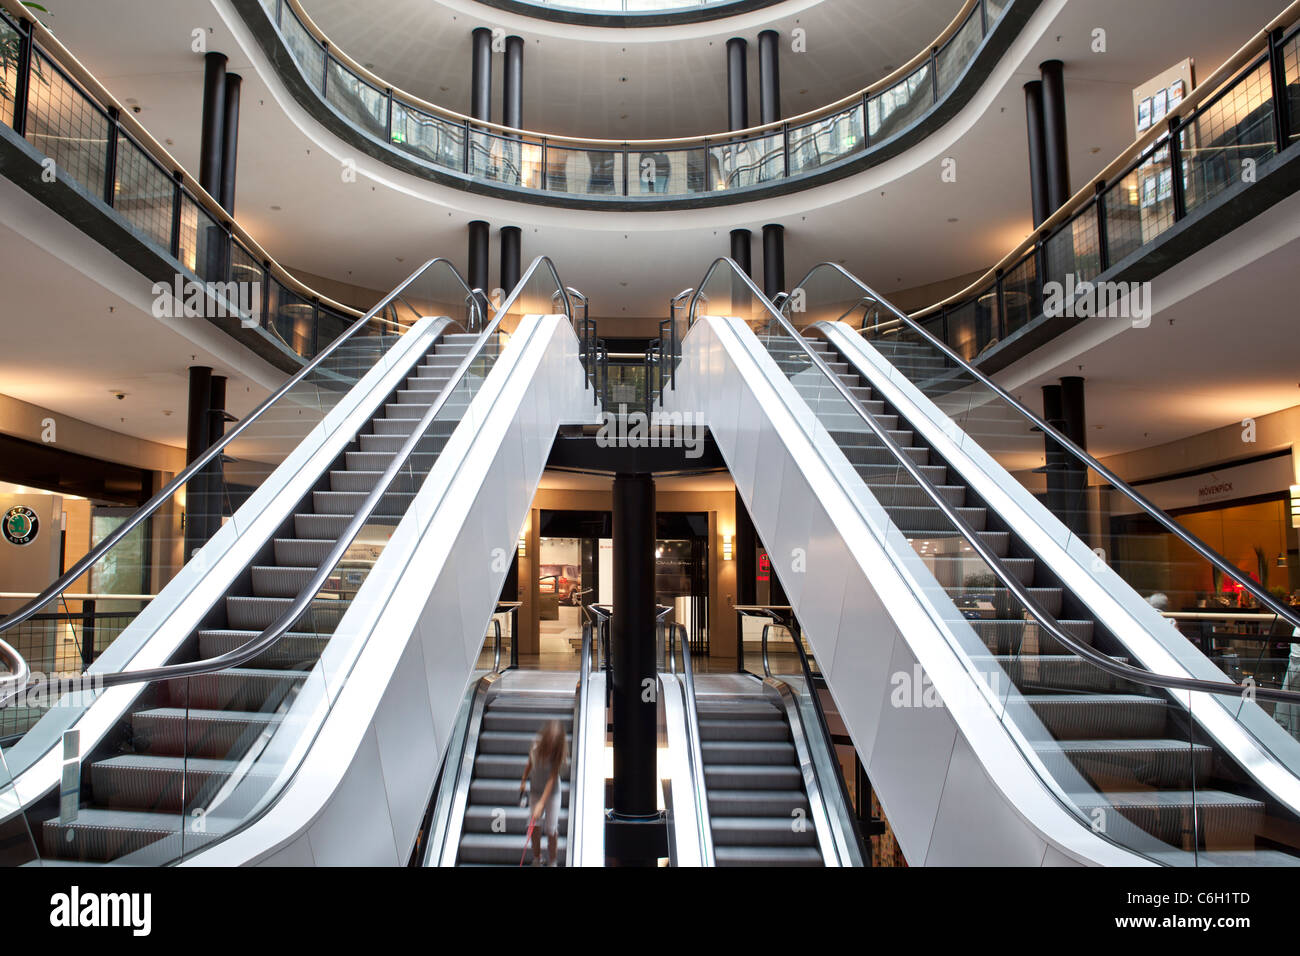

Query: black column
(726, 38), (749, 131)
(218, 73), (241, 214)
(503, 35), (523, 129)
(199, 53), (227, 200)
(1041, 383), (1072, 532)
(1040, 60), (1071, 213)
(762, 223), (785, 299)
(611, 473), (658, 831)
(1023, 80), (1049, 228)
(470, 27), (492, 122)
(757, 30), (781, 125)
(205, 375), (228, 543)
(1058, 375), (1089, 540)
(500, 225), (521, 296)
(467, 220), (489, 293)
(730, 228), (752, 276)
(735, 491), (757, 607)
(184, 366), (213, 561)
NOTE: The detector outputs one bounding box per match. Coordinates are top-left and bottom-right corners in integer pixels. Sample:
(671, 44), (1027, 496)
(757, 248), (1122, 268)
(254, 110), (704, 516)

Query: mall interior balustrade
(257, 0), (1014, 200)
(0, 1), (371, 364)
(906, 9), (1300, 361)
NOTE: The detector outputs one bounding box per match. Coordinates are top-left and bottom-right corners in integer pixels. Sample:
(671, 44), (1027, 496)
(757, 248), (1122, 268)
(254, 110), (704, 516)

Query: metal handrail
(0, 257), (555, 704)
(806, 260), (1300, 637)
(0, 258), (479, 652)
(0, 636), (27, 701)
(688, 256), (1300, 704)
(567, 613), (595, 867)
(666, 621), (714, 865)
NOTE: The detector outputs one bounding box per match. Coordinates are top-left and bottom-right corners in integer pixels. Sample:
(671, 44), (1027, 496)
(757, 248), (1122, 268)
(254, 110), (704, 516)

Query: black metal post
(1023, 80), (1050, 227)
(1270, 27), (1292, 152)
(184, 366), (213, 560)
(199, 52), (228, 199)
(81, 599), (95, 670)
(611, 473), (658, 841)
(762, 223), (786, 299)
(500, 225), (521, 296)
(11, 17), (32, 137)
(729, 228), (752, 276)
(1168, 117), (1187, 221)
(1039, 60), (1071, 213)
(1059, 375), (1089, 540)
(1095, 183), (1110, 272)
(470, 27), (492, 122)
(103, 107), (119, 206)
(726, 37), (749, 132)
(758, 30), (781, 126)
(219, 73), (242, 214)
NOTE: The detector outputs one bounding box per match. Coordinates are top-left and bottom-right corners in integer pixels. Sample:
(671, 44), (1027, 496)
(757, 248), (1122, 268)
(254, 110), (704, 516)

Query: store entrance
(535, 509), (711, 660)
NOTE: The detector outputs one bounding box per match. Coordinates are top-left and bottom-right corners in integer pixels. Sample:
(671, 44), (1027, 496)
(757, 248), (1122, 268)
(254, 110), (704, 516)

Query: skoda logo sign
(3, 506), (38, 546)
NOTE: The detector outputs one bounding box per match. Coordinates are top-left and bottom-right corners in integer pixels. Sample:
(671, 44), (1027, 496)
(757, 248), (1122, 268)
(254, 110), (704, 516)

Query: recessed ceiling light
(947, 217), (959, 223)
(270, 205), (282, 211)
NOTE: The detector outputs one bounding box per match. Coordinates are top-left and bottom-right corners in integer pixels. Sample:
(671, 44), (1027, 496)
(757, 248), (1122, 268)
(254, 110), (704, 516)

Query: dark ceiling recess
(0, 434), (154, 506)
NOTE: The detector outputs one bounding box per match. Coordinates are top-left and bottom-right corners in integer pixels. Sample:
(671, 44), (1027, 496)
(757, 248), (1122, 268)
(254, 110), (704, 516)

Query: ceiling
(296, 0), (965, 138)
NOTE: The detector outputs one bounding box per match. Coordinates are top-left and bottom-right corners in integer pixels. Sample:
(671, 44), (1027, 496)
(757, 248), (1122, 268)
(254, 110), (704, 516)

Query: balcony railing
(0, 0), (370, 366)
(906, 2), (1300, 362)
(253, 0), (1020, 201)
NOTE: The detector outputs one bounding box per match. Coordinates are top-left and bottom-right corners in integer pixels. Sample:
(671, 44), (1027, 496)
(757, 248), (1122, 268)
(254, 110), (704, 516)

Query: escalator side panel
(663, 315), (1147, 866)
(188, 314), (599, 866)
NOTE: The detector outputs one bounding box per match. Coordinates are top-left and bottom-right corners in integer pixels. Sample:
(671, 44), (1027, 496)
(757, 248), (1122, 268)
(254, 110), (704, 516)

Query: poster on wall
(1133, 59), (1195, 138)
(1137, 97), (1153, 131)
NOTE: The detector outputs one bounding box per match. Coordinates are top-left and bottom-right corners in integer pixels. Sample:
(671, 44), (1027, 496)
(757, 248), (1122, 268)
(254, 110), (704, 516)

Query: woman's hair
(537, 718), (567, 770)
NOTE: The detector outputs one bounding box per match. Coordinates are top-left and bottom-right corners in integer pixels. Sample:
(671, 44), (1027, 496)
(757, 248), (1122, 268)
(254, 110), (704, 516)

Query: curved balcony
(469, 0), (783, 28)
(237, 0), (1035, 209)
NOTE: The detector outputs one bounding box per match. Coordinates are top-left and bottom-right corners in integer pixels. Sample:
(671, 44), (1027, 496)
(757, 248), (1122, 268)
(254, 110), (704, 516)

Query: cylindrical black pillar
(206, 375), (227, 543)
(500, 225), (521, 296)
(185, 366), (213, 560)
(218, 74), (241, 214)
(1059, 376), (1087, 449)
(758, 30), (781, 126)
(470, 27), (492, 123)
(199, 53), (227, 200)
(762, 223), (785, 299)
(735, 491), (757, 607)
(503, 35), (523, 130)
(1041, 383), (1070, 530)
(1040, 60), (1071, 213)
(730, 228), (752, 277)
(1058, 375), (1089, 541)
(467, 220), (490, 294)
(726, 38), (749, 131)
(1023, 80), (1049, 228)
(611, 472), (658, 825)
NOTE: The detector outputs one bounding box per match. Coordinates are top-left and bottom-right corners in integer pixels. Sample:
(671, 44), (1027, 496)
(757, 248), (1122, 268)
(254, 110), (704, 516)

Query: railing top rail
(0, 256), (477, 645)
(0, 0), (362, 319)
(911, 0), (1300, 319)
(277, 0), (985, 147)
(802, 259), (1300, 636)
(689, 255), (1300, 704)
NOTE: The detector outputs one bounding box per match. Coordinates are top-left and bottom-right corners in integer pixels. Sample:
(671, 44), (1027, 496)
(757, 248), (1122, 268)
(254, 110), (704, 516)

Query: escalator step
(312, 489), (415, 515)
(710, 815), (819, 847)
(462, 806), (569, 835)
(90, 755), (255, 812)
(477, 730), (572, 755)
(707, 789), (810, 817)
(701, 741), (797, 765)
(972, 618), (1093, 654)
(224, 594), (349, 631)
(344, 450), (440, 472)
(1068, 790), (1264, 848)
(164, 667), (307, 711)
(481, 711), (573, 733)
(273, 538), (333, 567)
(877, 505), (988, 532)
(130, 708), (283, 759)
(469, 780), (570, 807)
(703, 764), (803, 790)
(251, 565), (316, 598)
(197, 630), (329, 668)
(926, 556), (1035, 587)
(698, 718), (790, 742)
(866, 483), (966, 509)
(1042, 739), (1213, 789)
(713, 845), (824, 867)
(941, 586), (1063, 617)
(1020, 694), (1166, 739)
(42, 809), (221, 862)
(456, 832), (567, 866)
(992, 654), (1133, 692)
(901, 529), (1010, 557)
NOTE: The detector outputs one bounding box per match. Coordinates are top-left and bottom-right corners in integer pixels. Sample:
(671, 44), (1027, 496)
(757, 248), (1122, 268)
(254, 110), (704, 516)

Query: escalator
(0, 256), (599, 866)
(665, 257), (1300, 865)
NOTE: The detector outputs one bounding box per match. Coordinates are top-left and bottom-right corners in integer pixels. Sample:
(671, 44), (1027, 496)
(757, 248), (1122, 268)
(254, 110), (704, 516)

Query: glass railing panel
(629, 146), (708, 196)
(787, 105), (866, 175)
(1102, 145), (1177, 265)
(390, 101), (463, 170)
(709, 133), (783, 191)
(868, 62), (932, 143)
(1042, 204), (1101, 290)
(544, 145), (624, 195)
(985, 0), (1012, 21)
(24, 51), (109, 195)
(1285, 29), (1300, 143)
(936, 5), (983, 96)
(468, 129), (543, 189)
(114, 135), (175, 250)
(280, 5), (326, 87)
(1000, 250), (1038, 339)
(0, 739), (38, 865)
(325, 56), (387, 140)
(1181, 57), (1276, 214)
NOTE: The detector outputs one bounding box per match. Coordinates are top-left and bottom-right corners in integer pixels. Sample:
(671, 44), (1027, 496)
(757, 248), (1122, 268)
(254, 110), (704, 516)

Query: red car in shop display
(539, 565), (582, 605)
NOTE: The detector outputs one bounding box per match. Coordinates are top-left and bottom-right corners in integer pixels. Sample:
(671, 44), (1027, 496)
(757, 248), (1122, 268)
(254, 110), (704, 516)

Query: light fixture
(1278, 553), (1288, 568)
(1291, 485), (1300, 529)
(517, 534), (526, 558)
(722, 534), (733, 561)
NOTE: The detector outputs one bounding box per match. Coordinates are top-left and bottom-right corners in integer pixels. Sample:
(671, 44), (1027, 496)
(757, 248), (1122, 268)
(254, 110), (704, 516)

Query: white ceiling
(296, 0), (965, 138)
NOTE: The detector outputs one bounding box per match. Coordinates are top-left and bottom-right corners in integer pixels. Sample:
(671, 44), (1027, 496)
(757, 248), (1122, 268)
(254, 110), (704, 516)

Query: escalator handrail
(0, 257), (481, 646)
(687, 256), (1300, 704)
(807, 260), (1300, 636)
(752, 611), (868, 865)
(667, 622), (714, 866)
(0, 256), (563, 703)
(0, 636), (27, 701)
(567, 616), (595, 867)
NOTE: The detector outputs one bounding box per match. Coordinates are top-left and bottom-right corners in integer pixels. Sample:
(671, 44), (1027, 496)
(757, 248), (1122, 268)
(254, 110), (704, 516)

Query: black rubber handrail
(687, 256), (1300, 704)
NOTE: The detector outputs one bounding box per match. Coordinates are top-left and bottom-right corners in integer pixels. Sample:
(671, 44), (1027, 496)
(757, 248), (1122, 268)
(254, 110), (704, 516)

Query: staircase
(760, 332), (1284, 860)
(40, 332), (480, 863)
(696, 676), (823, 866)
